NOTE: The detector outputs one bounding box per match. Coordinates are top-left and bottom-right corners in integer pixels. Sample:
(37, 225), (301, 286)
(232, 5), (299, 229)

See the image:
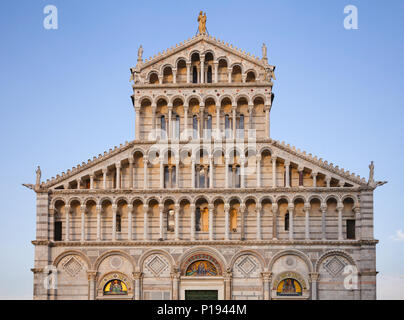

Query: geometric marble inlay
(146, 256), (168, 276)
(237, 256), (257, 276)
(110, 256), (123, 269)
(324, 256), (347, 277)
(62, 256), (83, 277)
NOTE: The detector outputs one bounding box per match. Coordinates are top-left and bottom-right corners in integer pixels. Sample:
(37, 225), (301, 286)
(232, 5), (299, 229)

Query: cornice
(32, 239), (378, 247)
(133, 82), (273, 90)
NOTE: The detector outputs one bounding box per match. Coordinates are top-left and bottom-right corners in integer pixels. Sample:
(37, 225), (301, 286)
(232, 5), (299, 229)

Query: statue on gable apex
(35, 166), (41, 190)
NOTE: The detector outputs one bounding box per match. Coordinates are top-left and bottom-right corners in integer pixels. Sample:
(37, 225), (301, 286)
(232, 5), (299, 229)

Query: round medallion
(110, 256), (123, 269)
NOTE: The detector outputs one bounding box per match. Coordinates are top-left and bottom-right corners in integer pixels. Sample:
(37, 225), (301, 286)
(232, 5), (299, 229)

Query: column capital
(325, 175), (331, 182)
(102, 168), (108, 174)
(309, 272), (319, 282)
(127, 204), (133, 210)
(115, 162), (121, 169)
(87, 270), (97, 280)
(271, 204), (278, 213)
(143, 203), (149, 211)
(224, 203), (230, 211)
(261, 271), (272, 281)
(284, 160), (290, 167)
(354, 206), (361, 214)
(297, 165), (304, 172)
(174, 204), (180, 211)
(256, 154), (262, 161)
(190, 203), (196, 209)
(304, 202), (311, 211)
(96, 204), (101, 211)
(271, 156), (277, 163)
(128, 157), (134, 164)
(338, 180), (345, 187)
(320, 203), (327, 212)
(311, 171), (318, 177)
(112, 204), (118, 211)
(80, 205), (86, 212)
(132, 272), (143, 280)
(288, 203), (294, 211)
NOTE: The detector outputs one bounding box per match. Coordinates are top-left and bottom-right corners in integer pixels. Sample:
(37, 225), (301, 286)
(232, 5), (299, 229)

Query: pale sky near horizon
(0, 0), (403, 299)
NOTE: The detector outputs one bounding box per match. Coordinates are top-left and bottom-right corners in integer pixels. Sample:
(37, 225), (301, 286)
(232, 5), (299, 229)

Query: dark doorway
(54, 221), (62, 241)
(185, 290), (218, 300)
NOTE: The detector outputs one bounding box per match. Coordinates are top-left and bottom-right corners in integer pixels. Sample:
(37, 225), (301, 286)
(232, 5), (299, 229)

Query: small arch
(53, 250), (91, 269)
(315, 250), (358, 273)
(94, 249), (136, 271)
(268, 249), (313, 272)
(139, 249), (176, 272)
(229, 250), (266, 272)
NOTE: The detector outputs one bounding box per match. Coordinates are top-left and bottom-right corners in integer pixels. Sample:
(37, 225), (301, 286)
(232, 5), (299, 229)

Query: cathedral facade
(28, 25), (379, 300)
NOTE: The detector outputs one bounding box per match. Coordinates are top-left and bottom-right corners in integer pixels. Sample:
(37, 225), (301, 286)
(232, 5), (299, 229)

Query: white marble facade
(30, 32), (378, 300)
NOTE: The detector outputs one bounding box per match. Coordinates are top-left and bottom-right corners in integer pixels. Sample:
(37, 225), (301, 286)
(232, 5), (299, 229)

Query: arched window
(192, 66), (198, 83)
(225, 114), (231, 139)
(230, 208), (237, 231)
(116, 214), (121, 232)
(164, 166), (169, 188)
(284, 212), (289, 231)
(201, 208), (209, 231)
(171, 165), (176, 187)
(237, 114), (244, 138)
(235, 165), (241, 188)
(207, 66), (212, 83)
(175, 115), (180, 139)
(206, 115), (212, 138)
(54, 221), (62, 241)
(161, 115), (166, 139)
(195, 207), (201, 231)
(193, 115), (198, 139)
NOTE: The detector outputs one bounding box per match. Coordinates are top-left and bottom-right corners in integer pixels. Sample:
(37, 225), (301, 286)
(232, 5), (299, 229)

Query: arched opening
(103, 279), (128, 295)
(218, 59), (228, 82)
(246, 71), (256, 82)
(177, 59), (187, 83)
(191, 52), (200, 83)
(149, 72), (159, 84)
(231, 65), (242, 83)
(162, 66), (173, 83)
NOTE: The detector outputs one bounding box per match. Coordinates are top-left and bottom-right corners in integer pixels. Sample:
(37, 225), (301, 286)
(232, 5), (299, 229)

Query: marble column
(89, 174), (94, 190)
(240, 157), (245, 188)
(87, 271), (97, 300)
(175, 159), (180, 188)
(228, 68), (232, 83)
(310, 273), (319, 300)
(135, 106), (141, 140)
(199, 106), (205, 139)
(288, 204), (294, 240)
(171, 270), (180, 300)
(96, 205), (101, 241)
(65, 205), (70, 241)
(112, 204), (117, 241)
(213, 61), (218, 83)
(129, 157), (134, 189)
(128, 204), (133, 241)
(225, 156), (229, 188)
(159, 158), (164, 189)
(200, 55), (205, 83)
(168, 105), (172, 140)
(102, 169), (107, 190)
(209, 155), (214, 188)
(321, 204), (327, 240)
(240, 203), (246, 240)
(151, 104), (157, 140)
(115, 163), (121, 189)
(184, 105), (189, 139)
(298, 166), (304, 187)
(143, 157), (148, 189)
(209, 204), (214, 241)
(76, 178), (81, 190)
(284, 161), (290, 187)
(174, 204), (180, 241)
(133, 272), (142, 300)
(248, 104), (253, 138)
(265, 105), (270, 138)
(337, 204), (343, 240)
(224, 271), (232, 300)
(312, 171), (318, 187)
(172, 68), (177, 84)
(159, 204), (164, 240)
(272, 156), (277, 188)
(256, 204), (262, 240)
(262, 272), (271, 300)
(272, 204), (278, 240)
(354, 206), (361, 240)
(304, 203), (310, 240)
(190, 204), (195, 241)
(325, 176), (331, 188)
(224, 203), (230, 240)
(215, 104), (221, 139)
(256, 154), (261, 187)
(143, 204), (148, 240)
(232, 105), (236, 139)
(186, 62), (191, 83)
(80, 205), (86, 242)
(191, 158), (195, 189)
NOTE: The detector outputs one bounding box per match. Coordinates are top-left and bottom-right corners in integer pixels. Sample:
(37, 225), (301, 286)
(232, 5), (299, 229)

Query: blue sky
(0, 0), (403, 299)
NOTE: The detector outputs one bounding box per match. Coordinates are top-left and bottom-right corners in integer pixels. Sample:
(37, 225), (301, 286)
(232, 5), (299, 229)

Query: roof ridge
(42, 140), (134, 188)
(271, 139), (367, 185)
(139, 33), (268, 70)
